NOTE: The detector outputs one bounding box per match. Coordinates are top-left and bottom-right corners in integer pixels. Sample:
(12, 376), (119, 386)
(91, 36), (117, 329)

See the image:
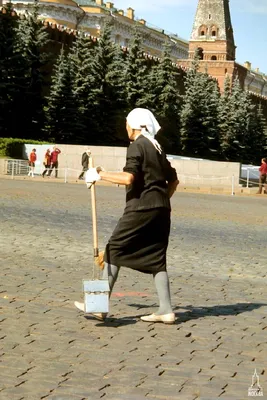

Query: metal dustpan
(83, 157), (110, 314)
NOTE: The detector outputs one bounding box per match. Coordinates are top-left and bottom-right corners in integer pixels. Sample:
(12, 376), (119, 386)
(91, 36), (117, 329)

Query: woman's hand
(85, 168), (102, 188)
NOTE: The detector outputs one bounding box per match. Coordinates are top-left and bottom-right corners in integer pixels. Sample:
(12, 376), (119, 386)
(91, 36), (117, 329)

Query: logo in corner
(248, 369), (263, 397)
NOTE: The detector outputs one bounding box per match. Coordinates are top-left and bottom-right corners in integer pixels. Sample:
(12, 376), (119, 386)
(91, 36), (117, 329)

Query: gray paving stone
(1, 179), (267, 399)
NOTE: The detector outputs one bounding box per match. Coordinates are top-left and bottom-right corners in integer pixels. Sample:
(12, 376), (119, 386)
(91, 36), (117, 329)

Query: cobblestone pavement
(1, 178), (267, 400)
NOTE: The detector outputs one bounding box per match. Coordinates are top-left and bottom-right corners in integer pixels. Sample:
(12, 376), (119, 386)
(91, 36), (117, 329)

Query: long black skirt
(104, 207), (171, 274)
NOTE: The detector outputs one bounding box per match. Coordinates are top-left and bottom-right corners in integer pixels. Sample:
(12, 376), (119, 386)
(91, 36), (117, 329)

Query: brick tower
(179, 0), (249, 92)
(189, 0), (236, 62)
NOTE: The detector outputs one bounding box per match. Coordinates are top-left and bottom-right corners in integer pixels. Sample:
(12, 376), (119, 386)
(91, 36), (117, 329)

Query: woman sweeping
(75, 108), (179, 324)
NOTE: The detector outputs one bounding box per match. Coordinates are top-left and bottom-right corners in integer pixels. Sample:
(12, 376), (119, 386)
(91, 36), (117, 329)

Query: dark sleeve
(162, 154), (178, 183)
(123, 142), (142, 176)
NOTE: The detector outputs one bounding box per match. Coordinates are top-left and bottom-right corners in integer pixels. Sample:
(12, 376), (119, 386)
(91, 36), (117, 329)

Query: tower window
(199, 25), (207, 36)
(211, 56), (217, 60)
(212, 30), (216, 37)
(197, 47), (204, 60)
(209, 14), (211, 19)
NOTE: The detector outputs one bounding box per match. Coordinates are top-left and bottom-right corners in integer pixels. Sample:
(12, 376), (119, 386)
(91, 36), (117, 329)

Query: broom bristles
(95, 250), (105, 270)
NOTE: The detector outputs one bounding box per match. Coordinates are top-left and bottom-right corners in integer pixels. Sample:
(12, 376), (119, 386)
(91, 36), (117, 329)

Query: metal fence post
(64, 168), (67, 183)
(246, 169), (250, 188)
(231, 175), (235, 196)
(11, 160), (14, 180)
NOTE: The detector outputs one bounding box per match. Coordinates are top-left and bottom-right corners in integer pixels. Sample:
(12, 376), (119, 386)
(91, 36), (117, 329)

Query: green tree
(0, 3), (25, 137)
(225, 77), (249, 161)
(69, 33), (96, 142)
(16, 1), (50, 139)
(145, 43), (181, 154)
(243, 102), (267, 164)
(90, 21), (128, 144)
(180, 57), (220, 159)
(124, 27), (148, 110)
(106, 44), (128, 144)
(219, 76), (267, 163)
(45, 49), (82, 143)
(218, 75), (233, 159)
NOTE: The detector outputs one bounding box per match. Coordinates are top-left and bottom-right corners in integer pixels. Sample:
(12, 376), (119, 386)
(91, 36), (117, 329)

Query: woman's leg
(153, 271), (173, 315)
(257, 175), (264, 194)
(141, 270), (175, 323)
(102, 262), (120, 294)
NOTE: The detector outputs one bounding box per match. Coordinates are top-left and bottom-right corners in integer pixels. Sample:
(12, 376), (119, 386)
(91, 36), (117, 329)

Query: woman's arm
(167, 179), (179, 198)
(99, 171), (134, 186)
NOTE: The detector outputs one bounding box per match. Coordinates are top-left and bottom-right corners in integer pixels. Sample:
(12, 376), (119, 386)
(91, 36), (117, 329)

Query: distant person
(42, 149), (51, 177)
(48, 147), (61, 178)
(256, 157), (267, 194)
(78, 148), (91, 180)
(28, 148), (36, 177)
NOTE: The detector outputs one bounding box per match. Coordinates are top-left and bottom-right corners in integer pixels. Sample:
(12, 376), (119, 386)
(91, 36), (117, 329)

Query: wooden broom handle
(89, 157), (99, 258)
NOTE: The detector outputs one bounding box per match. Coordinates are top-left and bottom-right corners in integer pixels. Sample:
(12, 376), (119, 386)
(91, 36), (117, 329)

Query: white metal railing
(4, 159), (266, 195)
(4, 159), (29, 176)
(3, 159), (239, 195)
(178, 174), (236, 196)
(241, 166), (260, 188)
(3, 159), (82, 183)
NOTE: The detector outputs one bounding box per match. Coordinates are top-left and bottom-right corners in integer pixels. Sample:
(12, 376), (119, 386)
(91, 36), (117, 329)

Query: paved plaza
(0, 178), (267, 400)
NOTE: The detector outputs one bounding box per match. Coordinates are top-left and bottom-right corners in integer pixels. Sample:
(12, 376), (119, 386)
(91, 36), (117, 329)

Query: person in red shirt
(28, 148), (36, 177)
(42, 149), (52, 177)
(47, 147), (61, 178)
(256, 157), (267, 194)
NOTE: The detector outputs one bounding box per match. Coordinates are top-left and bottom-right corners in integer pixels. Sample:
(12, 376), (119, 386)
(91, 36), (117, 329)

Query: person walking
(28, 148), (37, 177)
(256, 157), (267, 194)
(78, 148), (91, 180)
(75, 108), (179, 324)
(48, 147), (61, 178)
(42, 149), (51, 177)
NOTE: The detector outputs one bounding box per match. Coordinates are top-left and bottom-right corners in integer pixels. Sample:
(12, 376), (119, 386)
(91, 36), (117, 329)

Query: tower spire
(189, 0), (236, 61)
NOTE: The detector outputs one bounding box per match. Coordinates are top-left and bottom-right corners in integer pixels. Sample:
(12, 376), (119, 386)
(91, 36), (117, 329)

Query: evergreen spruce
(0, 3), (25, 137)
(145, 42), (181, 154)
(201, 75), (221, 157)
(180, 57), (220, 159)
(90, 21), (128, 144)
(45, 49), (81, 143)
(226, 77), (249, 161)
(218, 75), (233, 159)
(69, 33), (96, 142)
(16, 1), (50, 139)
(124, 27), (148, 109)
(219, 76), (266, 163)
(106, 44), (128, 144)
(259, 104), (267, 153)
(243, 102), (267, 164)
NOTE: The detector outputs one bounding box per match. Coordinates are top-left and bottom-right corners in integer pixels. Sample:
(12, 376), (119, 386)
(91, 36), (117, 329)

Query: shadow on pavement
(127, 303), (157, 309)
(85, 315), (138, 327)
(174, 302), (267, 323)
(126, 302), (267, 324)
(83, 303), (267, 326)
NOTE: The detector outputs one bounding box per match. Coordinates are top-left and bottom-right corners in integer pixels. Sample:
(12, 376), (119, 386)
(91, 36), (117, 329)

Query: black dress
(104, 135), (177, 274)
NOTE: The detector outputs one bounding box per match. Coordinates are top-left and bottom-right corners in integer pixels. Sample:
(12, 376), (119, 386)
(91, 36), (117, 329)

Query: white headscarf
(126, 108), (162, 153)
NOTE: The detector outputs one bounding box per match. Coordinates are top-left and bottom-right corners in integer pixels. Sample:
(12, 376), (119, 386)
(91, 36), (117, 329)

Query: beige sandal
(74, 301), (107, 321)
(140, 313), (175, 324)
